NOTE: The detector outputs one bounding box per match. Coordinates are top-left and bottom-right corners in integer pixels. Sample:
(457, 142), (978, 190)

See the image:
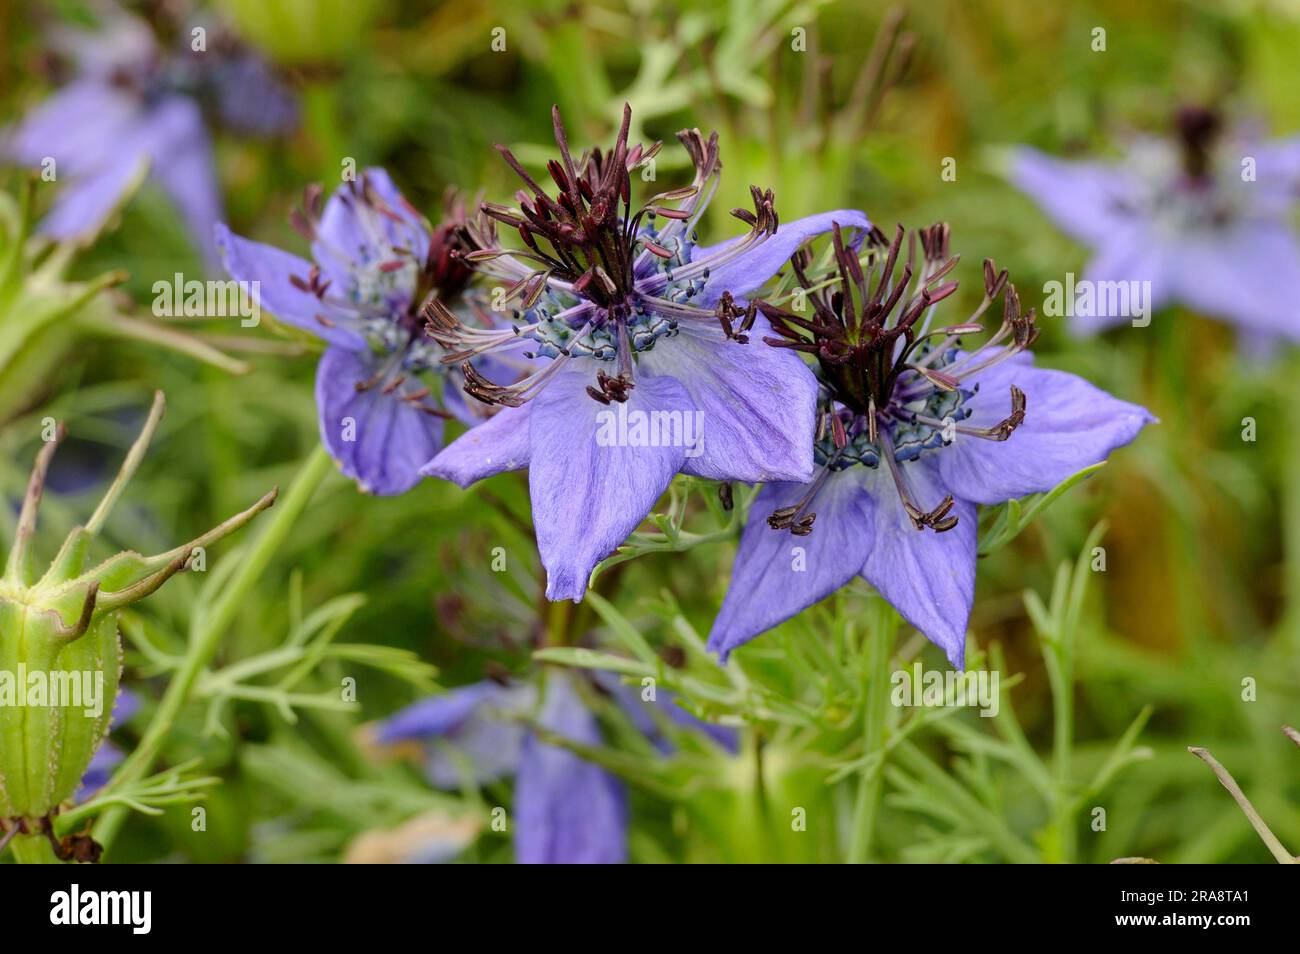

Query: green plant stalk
(8, 834), (58, 864)
(847, 601), (896, 863)
(1156, 314), (1212, 653)
(1287, 353), (1300, 654)
(1042, 635), (1075, 863)
(1039, 525), (1102, 864)
(91, 445), (333, 851)
(752, 730), (769, 830)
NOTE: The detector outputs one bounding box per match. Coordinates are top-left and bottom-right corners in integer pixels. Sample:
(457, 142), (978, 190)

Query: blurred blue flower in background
(1010, 106), (1300, 339)
(375, 669), (735, 863)
(2, 5), (296, 268)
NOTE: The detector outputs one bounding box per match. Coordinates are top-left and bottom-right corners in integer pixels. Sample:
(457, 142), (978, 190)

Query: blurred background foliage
(1, 0), (1297, 862)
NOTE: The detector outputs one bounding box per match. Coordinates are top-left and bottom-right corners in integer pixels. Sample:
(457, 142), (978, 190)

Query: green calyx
(0, 392), (276, 828)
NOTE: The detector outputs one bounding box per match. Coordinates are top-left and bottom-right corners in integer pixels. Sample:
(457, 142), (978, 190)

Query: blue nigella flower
(217, 171), (496, 495)
(708, 223), (1153, 667)
(1, 7), (296, 268)
(1009, 105), (1300, 339)
(374, 669), (736, 864)
(422, 104), (868, 600)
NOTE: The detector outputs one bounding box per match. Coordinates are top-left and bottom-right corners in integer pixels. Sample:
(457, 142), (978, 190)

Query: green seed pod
(0, 578), (116, 823)
(0, 393), (275, 840)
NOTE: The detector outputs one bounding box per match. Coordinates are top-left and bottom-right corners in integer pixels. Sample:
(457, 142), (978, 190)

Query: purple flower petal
(216, 223), (367, 350)
(374, 682), (506, 742)
(144, 96), (223, 271)
(1016, 135), (1300, 342)
(859, 462), (977, 668)
(421, 402), (533, 486)
(515, 673), (627, 864)
(1070, 222), (1173, 334)
(1009, 148), (1136, 244)
(637, 315), (816, 482)
(439, 380), (477, 427)
(425, 717), (531, 788)
(530, 369), (692, 601)
(9, 86), (223, 267)
(37, 148), (147, 242)
(594, 671), (738, 753)
(708, 473), (875, 662)
(112, 688), (141, 726)
(4, 80), (144, 241)
(936, 355), (1153, 505)
(694, 209), (872, 308)
(316, 345), (445, 496)
(1168, 220), (1300, 340)
(3, 80), (138, 174)
(376, 682), (534, 788)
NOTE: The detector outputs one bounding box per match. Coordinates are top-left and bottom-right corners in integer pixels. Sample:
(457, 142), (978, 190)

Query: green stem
(1045, 647), (1076, 863)
(9, 833), (58, 864)
(1043, 627), (1075, 862)
(91, 445), (334, 851)
(748, 728), (779, 864)
(847, 601), (896, 863)
(544, 596), (572, 647)
(1286, 353), (1300, 653)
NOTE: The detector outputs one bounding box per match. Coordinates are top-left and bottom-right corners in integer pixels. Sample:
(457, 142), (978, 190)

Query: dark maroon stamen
(714, 291), (758, 344)
(756, 222), (1037, 537)
(760, 224), (956, 415)
(484, 104), (641, 312)
(1175, 105), (1223, 183)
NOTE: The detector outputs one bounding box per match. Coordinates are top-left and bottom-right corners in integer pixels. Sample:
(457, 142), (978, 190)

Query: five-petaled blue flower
(708, 223), (1153, 667)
